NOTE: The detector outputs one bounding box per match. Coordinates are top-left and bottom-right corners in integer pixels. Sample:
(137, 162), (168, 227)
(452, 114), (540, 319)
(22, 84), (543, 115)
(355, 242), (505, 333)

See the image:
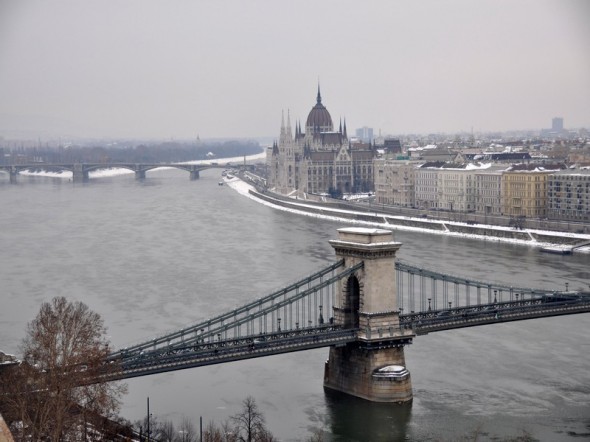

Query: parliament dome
(306, 87), (333, 133)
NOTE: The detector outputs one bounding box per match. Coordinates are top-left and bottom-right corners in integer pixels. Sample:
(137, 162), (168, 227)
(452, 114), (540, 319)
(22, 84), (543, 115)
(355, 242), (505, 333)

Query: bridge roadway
(102, 291), (590, 381)
(106, 326), (360, 380)
(0, 162), (234, 183)
(401, 292), (590, 334)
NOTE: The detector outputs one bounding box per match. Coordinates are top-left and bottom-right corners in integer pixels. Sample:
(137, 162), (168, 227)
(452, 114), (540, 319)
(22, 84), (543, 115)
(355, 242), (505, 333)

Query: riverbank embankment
(247, 187), (590, 251)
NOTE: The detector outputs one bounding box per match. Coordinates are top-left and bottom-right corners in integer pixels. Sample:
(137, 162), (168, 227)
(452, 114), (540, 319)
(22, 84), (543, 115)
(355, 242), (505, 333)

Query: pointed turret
(296, 121), (303, 140)
(287, 109), (292, 139)
(343, 118), (348, 139)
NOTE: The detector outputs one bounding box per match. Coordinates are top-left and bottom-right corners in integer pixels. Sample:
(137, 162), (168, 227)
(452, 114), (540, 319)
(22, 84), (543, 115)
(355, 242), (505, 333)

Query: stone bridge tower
(324, 227), (414, 402)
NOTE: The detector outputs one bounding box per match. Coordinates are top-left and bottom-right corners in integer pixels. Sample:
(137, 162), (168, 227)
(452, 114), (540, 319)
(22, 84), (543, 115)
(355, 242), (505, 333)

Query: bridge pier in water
(135, 169), (146, 180)
(324, 227), (414, 403)
(9, 167), (18, 184)
(72, 164), (89, 183)
(190, 168), (200, 180)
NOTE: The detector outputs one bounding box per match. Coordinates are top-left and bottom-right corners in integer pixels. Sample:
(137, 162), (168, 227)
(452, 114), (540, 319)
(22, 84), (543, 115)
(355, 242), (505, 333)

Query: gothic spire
(316, 82), (322, 104)
(281, 110), (285, 135)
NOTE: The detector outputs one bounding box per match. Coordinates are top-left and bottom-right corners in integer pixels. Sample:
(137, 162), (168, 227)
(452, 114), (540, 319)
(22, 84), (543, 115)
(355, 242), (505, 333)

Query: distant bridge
(0, 162), (237, 183)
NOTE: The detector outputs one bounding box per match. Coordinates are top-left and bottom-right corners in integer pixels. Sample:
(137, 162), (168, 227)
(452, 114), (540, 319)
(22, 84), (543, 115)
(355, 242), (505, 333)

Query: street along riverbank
(227, 177), (590, 252)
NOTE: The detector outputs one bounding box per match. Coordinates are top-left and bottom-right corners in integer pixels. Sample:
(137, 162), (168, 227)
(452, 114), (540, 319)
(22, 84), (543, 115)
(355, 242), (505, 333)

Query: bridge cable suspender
(181, 261), (363, 343)
(108, 259), (351, 358)
(395, 261), (542, 295)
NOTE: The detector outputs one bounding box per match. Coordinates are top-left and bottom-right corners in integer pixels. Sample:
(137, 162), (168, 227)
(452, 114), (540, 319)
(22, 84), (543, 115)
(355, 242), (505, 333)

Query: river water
(1, 167), (589, 441)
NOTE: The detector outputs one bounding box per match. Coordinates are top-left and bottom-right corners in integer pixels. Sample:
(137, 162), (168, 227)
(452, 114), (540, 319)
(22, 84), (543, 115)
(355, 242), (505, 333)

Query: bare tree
(157, 418), (176, 441)
(0, 296), (126, 440)
(177, 416), (197, 442)
(203, 420), (225, 442)
(230, 396), (273, 442)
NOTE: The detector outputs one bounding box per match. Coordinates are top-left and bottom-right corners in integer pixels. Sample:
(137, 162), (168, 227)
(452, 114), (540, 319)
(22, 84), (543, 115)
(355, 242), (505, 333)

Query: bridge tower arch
(344, 275), (361, 329)
(324, 227), (414, 403)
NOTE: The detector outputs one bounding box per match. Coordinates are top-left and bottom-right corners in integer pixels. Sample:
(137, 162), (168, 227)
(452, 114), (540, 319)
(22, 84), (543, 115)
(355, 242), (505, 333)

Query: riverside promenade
(237, 179), (590, 250)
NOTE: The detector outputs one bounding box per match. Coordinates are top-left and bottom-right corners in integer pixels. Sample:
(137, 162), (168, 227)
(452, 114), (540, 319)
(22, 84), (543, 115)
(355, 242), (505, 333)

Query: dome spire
(306, 83), (333, 133)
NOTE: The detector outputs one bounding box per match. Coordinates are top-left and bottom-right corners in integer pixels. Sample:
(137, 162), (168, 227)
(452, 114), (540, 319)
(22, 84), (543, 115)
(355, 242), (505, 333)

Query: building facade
(374, 159), (416, 207)
(415, 165), (440, 209)
(501, 165), (556, 218)
(547, 169), (590, 222)
(268, 88), (376, 196)
(474, 167), (505, 217)
(436, 166), (476, 213)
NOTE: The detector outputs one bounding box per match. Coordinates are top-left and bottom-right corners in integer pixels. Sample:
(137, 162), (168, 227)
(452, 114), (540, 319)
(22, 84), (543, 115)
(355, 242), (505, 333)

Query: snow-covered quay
(224, 175), (590, 253)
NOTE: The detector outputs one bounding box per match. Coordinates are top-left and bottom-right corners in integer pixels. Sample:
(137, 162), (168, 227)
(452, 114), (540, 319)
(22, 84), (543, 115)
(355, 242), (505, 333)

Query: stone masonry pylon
(323, 227), (414, 402)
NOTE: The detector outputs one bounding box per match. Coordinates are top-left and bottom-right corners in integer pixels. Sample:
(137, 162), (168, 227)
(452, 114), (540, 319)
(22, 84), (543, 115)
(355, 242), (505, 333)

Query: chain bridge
(103, 228), (590, 402)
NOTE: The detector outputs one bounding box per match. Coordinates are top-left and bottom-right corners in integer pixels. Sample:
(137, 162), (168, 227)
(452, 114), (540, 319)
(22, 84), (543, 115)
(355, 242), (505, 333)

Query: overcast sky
(1, 0), (589, 140)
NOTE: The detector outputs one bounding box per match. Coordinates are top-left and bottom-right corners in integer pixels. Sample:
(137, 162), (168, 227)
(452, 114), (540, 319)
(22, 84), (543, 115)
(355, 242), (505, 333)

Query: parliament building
(268, 87), (376, 196)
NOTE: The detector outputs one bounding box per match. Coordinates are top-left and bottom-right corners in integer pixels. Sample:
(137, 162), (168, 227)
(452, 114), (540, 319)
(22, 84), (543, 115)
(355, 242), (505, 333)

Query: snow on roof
(408, 144), (437, 152)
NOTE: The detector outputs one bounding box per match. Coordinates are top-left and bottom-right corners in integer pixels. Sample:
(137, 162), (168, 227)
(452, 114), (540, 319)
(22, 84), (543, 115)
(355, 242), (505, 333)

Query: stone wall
(324, 343), (412, 403)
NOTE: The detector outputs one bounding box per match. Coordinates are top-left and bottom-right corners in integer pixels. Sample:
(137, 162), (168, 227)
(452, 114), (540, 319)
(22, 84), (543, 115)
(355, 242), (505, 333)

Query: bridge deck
(401, 293), (590, 334)
(107, 326), (359, 380)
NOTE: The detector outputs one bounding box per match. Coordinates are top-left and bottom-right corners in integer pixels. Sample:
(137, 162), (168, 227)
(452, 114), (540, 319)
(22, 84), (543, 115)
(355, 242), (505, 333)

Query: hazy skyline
(1, 0), (589, 140)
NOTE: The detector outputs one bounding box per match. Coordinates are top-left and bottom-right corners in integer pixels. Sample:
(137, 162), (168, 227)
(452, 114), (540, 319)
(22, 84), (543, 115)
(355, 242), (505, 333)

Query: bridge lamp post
(319, 305), (324, 324)
(277, 318), (281, 332)
(565, 282), (569, 292)
(493, 290), (497, 303)
(428, 298), (431, 311)
(448, 301), (452, 310)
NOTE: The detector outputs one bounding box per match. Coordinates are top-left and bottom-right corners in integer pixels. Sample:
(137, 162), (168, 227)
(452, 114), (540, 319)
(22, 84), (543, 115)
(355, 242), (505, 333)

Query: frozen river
(1, 167), (589, 441)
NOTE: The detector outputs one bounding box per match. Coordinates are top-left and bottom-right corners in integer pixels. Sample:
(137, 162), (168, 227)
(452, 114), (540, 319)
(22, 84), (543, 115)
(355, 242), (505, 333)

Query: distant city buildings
(542, 116), (567, 137)
(383, 138), (402, 155)
(552, 117), (564, 132)
(265, 90), (588, 222)
(355, 127), (373, 143)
